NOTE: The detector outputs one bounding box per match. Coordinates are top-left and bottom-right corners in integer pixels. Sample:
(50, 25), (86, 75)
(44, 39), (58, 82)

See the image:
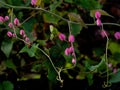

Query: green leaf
(87, 73), (93, 86)
(64, 0), (73, 3)
(50, 0), (62, 12)
(74, 0), (101, 10)
(44, 60), (57, 82)
(90, 9), (114, 18)
(0, 83), (3, 90)
(109, 42), (120, 54)
(1, 40), (13, 58)
(2, 81), (14, 90)
(43, 13), (60, 24)
(19, 44), (39, 57)
(4, 60), (17, 73)
(68, 13), (87, 28)
(109, 69), (120, 83)
(70, 23), (82, 36)
(89, 57), (106, 72)
(23, 18), (36, 32)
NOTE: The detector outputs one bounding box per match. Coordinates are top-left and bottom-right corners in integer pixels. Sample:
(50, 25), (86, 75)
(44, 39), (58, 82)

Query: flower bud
(96, 19), (102, 26)
(72, 58), (76, 64)
(8, 22), (13, 28)
(4, 16), (9, 21)
(20, 29), (25, 36)
(0, 16), (4, 23)
(14, 18), (20, 26)
(68, 34), (75, 43)
(95, 11), (101, 19)
(114, 32), (120, 40)
(25, 37), (30, 42)
(12, 33), (16, 37)
(69, 46), (74, 54)
(113, 68), (117, 74)
(7, 31), (13, 37)
(31, 0), (37, 6)
(58, 33), (66, 41)
(65, 48), (70, 56)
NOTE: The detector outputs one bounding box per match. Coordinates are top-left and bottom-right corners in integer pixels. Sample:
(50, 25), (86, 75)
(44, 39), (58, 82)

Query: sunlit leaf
(109, 42), (120, 54)
(49, 25), (59, 40)
(36, 0), (42, 6)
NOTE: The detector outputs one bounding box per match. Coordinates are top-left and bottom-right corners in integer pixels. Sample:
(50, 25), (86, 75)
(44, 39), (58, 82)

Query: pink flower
(8, 22), (13, 28)
(95, 11), (101, 19)
(0, 16), (4, 23)
(7, 31), (13, 37)
(72, 58), (76, 64)
(68, 34), (75, 43)
(14, 18), (20, 26)
(113, 68), (117, 74)
(31, 0), (37, 6)
(58, 33), (66, 41)
(20, 29), (25, 36)
(100, 30), (109, 38)
(65, 48), (70, 56)
(96, 19), (102, 26)
(12, 33), (16, 37)
(69, 46), (74, 54)
(25, 37), (30, 42)
(108, 63), (112, 68)
(114, 32), (120, 40)
(4, 16), (9, 21)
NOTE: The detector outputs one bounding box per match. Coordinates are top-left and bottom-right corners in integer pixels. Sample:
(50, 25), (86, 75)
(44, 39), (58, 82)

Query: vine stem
(101, 24), (111, 88)
(0, 1), (120, 27)
(5, 3), (63, 83)
(0, 1), (118, 85)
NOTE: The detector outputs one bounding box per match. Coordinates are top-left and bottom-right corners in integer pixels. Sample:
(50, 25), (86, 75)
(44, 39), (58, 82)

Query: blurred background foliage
(0, 0), (120, 90)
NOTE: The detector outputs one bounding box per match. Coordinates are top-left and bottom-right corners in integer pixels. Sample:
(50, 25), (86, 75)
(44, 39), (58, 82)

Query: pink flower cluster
(0, 15), (30, 44)
(95, 11), (102, 26)
(0, 16), (9, 23)
(58, 33), (76, 65)
(20, 29), (30, 43)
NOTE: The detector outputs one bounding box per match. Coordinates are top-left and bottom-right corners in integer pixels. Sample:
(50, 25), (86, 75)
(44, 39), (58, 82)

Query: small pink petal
(95, 11), (101, 19)
(8, 22), (13, 28)
(58, 33), (66, 41)
(0, 16), (4, 23)
(68, 34), (75, 43)
(14, 18), (20, 26)
(114, 32), (120, 40)
(7, 31), (13, 37)
(20, 29), (25, 36)
(96, 19), (102, 26)
(72, 58), (76, 64)
(4, 16), (9, 21)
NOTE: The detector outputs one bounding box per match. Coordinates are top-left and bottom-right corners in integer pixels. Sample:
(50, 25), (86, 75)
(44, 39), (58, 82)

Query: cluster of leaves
(0, 0), (120, 89)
